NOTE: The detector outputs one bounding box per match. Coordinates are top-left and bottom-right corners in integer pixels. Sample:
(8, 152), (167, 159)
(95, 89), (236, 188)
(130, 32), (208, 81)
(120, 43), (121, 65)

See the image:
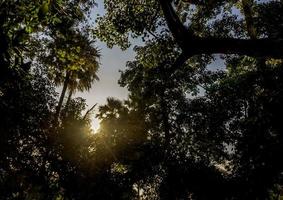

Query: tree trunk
(55, 70), (70, 121)
(65, 89), (73, 111)
(242, 0), (257, 39)
(241, 0), (267, 70)
(61, 89), (73, 120)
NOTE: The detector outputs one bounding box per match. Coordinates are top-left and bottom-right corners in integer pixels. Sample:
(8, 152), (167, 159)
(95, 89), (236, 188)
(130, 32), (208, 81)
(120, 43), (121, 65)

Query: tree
(0, 0), (96, 85)
(158, 0), (282, 60)
(92, 35), (230, 199)
(96, 97), (161, 199)
(96, 0), (283, 69)
(41, 29), (100, 120)
(94, 1), (283, 198)
(1, 0), (283, 199)
(0, 0), (99, 198)
(0, 66), (58, 199)
(201, 57), (283, 199)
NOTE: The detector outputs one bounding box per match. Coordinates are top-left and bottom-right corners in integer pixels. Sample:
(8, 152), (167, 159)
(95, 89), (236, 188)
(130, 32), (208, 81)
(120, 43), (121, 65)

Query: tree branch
(159, 0), (283, 69)
(159, 0), (194, 51)
(186, 37), (283, 58)
(83, 103), (97, 120)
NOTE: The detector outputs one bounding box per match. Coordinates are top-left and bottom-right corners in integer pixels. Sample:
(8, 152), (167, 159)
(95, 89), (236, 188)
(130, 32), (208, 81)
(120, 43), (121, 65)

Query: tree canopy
(1, 0), (283, 199)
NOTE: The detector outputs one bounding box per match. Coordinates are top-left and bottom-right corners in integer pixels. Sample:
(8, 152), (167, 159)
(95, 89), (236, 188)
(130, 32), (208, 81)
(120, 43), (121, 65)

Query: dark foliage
(1, 0), (283, 199)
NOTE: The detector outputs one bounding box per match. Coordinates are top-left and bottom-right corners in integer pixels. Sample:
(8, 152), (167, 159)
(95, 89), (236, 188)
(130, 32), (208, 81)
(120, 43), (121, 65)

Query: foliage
(41, 28), (100, 93)
(96, 0), (283, 60)
(1, 0), (283, 199)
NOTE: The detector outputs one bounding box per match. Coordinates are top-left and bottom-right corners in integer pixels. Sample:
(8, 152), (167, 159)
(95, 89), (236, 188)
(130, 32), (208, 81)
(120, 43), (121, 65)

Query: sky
(74, 1), (138, 131)
(75, 42), (136, 131)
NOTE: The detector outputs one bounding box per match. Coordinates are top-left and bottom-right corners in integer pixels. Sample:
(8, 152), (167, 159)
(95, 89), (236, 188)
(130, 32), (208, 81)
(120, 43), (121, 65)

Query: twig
(83, 103), (97, 120)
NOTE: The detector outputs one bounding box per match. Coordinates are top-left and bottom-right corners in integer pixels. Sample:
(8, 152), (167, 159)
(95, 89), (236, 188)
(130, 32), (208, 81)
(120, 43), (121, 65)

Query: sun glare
(91, 118), (100, 134)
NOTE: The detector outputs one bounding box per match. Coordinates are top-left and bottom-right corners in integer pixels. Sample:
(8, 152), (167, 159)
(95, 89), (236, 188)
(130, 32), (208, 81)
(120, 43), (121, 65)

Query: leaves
(1, 0), (283, 199)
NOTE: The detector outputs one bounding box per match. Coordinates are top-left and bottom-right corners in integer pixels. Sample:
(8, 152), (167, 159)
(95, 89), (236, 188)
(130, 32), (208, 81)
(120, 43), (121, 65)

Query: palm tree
(42, 29), (100, 121)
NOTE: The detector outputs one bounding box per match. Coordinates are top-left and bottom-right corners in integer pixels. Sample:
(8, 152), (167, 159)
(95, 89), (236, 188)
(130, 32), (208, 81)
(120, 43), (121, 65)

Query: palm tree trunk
(61, 89), (73, 120)
(55, 70), (70, 121)
(65, 89), (73, 110)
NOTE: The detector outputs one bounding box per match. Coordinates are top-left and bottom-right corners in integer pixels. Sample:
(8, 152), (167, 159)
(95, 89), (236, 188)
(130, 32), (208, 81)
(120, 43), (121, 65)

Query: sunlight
(91, 117), (100, 134)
